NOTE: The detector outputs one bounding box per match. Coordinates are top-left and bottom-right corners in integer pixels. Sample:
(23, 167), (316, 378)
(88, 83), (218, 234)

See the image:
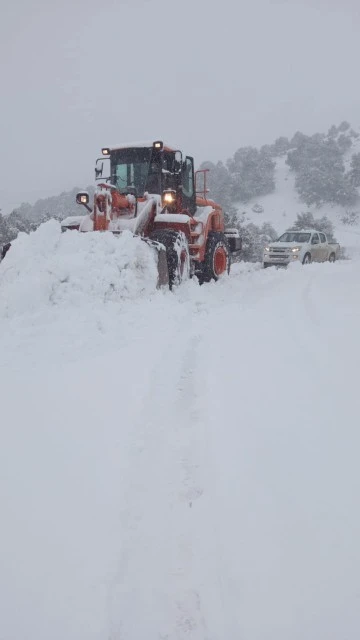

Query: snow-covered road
(1, 224), (360, 640)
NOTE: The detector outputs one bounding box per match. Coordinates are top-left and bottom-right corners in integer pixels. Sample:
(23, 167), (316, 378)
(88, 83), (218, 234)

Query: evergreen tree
(227, 147), (275, 202)
(337, 133), (352, 154)
(238, 222), (278, 262)
(271, 136), (290, 156)
(198, 161), (237, 225)
(287, 136), (357, 206)
(291, 213), (336, 241)
(338, 120), (351, 133)
(348, 153), (360, 186)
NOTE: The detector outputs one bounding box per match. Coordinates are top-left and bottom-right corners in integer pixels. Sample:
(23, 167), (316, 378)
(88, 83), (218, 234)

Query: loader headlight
(153, 140), (163, 150)
(101, 147), (110, 155)
(162, 189), (177, 207)
(291, 246), (300, 252)
(76, 191), (90, 205)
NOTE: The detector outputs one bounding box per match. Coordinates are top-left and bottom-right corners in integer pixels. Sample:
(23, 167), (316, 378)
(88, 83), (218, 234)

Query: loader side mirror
(95, 159), (104, 179)
(95, 157), (110, 181)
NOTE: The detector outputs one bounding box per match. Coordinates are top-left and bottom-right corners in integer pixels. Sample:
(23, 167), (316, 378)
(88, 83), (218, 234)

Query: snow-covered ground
(1, 223), (360, 639)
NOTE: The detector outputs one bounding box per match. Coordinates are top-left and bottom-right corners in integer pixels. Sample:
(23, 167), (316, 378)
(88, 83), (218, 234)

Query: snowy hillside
(1, 224), (360, 639)
(237, 133), (360, 258)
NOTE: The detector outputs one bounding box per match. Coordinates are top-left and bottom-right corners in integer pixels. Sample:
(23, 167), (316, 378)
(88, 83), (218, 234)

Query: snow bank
(0, 221), (159, 319)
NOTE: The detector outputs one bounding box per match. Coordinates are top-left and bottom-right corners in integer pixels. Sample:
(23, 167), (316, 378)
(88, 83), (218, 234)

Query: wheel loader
(3, 141), (242, 285)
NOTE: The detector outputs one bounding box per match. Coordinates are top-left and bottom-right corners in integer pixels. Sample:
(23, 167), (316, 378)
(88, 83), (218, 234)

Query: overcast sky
(1, 0), (360, 213)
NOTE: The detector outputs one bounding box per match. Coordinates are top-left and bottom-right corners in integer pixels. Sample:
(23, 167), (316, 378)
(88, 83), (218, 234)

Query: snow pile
(0, 220), (159, 319)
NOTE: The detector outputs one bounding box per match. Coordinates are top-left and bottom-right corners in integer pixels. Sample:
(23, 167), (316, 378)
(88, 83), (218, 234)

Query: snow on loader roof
(107, 140), (179, 152)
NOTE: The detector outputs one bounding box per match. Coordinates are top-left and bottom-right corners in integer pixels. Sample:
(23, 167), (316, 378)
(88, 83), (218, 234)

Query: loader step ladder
(189, 220), (204, 258)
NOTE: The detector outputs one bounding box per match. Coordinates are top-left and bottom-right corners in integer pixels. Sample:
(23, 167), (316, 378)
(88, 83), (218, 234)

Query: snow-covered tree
(235, 221), (278, 263)
(291, 212), (336, 242)
(227, 146), (276, 202)
(348, 153), (360, 187)
(287, 136), (357, 207)
(198, 161), (237, 225)
(338, 120), (351, 133)
(270, 136), (290, 156)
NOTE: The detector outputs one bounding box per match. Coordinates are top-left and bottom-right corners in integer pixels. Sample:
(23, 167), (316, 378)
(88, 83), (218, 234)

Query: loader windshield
(111, 147), (158, 196)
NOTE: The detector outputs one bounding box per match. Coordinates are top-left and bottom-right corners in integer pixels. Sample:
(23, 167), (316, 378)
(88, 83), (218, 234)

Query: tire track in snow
(171, 332), (211, 639)
(171, 291), (239, 639)
(105, 303), (214, 639)
(288, 264), (348, 368)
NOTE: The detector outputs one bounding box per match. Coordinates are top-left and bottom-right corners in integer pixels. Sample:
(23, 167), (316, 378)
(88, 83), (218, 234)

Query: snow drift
(0, 220), (159, 319)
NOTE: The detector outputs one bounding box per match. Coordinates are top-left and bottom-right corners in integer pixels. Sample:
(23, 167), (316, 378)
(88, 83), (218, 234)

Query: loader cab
(110, 147), (153, 196)
(108, 143), (196, 214)
(109, 146), (170, 196)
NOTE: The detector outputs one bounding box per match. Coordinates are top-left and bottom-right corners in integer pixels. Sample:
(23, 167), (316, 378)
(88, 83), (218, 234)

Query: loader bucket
(156, 245), (170, 288)
(145, 238), (169, 288)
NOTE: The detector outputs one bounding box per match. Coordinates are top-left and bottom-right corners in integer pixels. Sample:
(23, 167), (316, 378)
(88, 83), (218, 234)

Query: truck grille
(268, 249), (289, 261)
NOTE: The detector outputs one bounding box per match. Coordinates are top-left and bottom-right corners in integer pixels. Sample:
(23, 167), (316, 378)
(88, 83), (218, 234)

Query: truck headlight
(291, 247), (300, 252)
(264, 246), (270, 252)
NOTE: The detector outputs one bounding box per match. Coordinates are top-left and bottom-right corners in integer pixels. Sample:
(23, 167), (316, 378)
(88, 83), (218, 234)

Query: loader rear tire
(198, 232), (231, 283)
(149, 229), (190, 289)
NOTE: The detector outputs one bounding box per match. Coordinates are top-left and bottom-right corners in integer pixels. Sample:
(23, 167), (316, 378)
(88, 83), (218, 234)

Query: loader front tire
(149, 230), (190, 289)
(198, 232), (231, 283)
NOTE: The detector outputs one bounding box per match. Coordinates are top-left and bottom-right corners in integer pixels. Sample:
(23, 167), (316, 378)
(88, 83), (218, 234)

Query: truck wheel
(302, 253), (311, 265)
(149, 229), (190, 289)
(329, 253), (336, 263)
(199, 231), (231, 283)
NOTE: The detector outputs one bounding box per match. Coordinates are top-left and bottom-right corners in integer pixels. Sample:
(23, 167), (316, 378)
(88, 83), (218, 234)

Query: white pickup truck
(263, 229), (340, 268)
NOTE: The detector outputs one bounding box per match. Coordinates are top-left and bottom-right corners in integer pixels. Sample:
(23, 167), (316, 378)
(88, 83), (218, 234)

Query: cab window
(111, 147), (152, 195)
(182, 157), (194, 198)
(311, 233), (320, 245)
(319, 233), (326, 243)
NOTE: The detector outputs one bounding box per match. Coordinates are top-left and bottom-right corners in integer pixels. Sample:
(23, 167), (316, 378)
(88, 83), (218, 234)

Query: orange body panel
(111, 192), (132, 210)
(153, 204), (224, 262)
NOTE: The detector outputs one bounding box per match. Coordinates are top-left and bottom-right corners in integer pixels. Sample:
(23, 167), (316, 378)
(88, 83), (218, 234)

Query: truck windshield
(111, 148), (154, 196)
(278, 232), (311, 243)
